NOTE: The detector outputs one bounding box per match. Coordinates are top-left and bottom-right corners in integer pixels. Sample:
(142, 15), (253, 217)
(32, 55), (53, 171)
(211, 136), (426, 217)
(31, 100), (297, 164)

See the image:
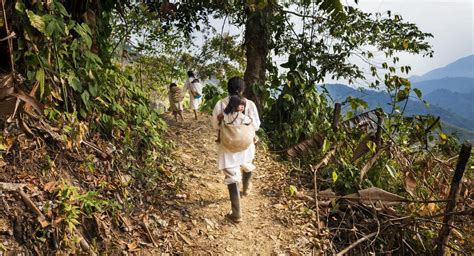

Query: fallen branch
(81, 140), (111, 159)
(313, 148), (336, 171)
(335, 231), (377, 256)
(142, 215), (158, 247)
(310, 165), (321, 233)
(177, 231), (193, 246)
(0, 31), (16, 42)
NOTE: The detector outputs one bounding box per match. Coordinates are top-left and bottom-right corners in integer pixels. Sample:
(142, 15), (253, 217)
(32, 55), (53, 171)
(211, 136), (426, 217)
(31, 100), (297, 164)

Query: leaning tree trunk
(243, 6), (270, 114)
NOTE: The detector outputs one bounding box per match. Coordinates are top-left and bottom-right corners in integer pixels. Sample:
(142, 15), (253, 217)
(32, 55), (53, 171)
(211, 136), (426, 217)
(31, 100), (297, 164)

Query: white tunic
(212, 97), (261, 170)
(185, 78), (202, 110)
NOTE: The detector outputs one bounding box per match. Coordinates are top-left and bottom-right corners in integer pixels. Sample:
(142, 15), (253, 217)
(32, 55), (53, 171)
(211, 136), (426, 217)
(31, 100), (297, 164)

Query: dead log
(434, 142), (472, 255)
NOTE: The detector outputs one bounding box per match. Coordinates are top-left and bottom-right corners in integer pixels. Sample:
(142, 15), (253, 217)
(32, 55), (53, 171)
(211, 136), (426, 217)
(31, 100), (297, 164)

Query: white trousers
(222, 163), (256, 185)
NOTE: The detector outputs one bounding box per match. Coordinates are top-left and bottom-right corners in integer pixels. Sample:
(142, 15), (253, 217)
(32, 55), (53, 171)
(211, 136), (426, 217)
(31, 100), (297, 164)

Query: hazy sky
(352, 0), (474, 76)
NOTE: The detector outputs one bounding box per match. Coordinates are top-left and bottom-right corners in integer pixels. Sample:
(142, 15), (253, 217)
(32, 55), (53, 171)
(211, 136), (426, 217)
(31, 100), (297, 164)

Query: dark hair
(169, 83), (177, 88)
(187, 70), (195, 77)
(224, 95), (245, 114)
(227, 76), (246, 96)
(192, 78), (200, 83)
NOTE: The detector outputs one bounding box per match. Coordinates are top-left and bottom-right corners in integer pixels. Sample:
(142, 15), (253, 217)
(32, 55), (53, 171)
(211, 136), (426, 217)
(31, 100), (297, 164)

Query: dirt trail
(164, 111), (298, 255)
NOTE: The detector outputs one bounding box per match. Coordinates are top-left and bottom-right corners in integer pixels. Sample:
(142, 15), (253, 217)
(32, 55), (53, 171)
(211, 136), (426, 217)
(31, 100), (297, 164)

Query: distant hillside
(413, 77), (474, 94)
(442, 123), (474, 143)
(424, 89), (474, 121)
(324, 84), (474, 134)
(410, 54), (474, 82)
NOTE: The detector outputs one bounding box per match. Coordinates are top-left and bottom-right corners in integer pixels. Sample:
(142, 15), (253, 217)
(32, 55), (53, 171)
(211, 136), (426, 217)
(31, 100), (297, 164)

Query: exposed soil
(163, 111), (312, 254)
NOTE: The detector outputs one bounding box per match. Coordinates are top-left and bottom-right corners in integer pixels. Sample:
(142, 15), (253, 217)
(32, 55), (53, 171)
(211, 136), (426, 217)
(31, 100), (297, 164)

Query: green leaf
(36, 68), (45, 98)
(81, 91), (90, 109)
(89, 83), (98, 97)
(413, 88), (422, 99)
(322, 138), (330, 154)
(439, 132), (448, 141)
(320, 0), (345, 20)
(85, 51), (102, 64)
(27, 11), (46, 33)
(282, 94), (294, 104)
(367, 141), (376, 153)
(385, 164), (396, 178)
(67, 72), (82, 92)
(15, 1), (26, 13)
(74, 24), (92, 49)
(332, 170), (338, 183)
(283, 185), (298, 196)
(53, 2), (69, 17)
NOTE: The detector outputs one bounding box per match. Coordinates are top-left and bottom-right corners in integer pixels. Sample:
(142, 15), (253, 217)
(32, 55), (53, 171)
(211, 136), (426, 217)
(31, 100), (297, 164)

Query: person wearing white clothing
(184, 71), (202, 120)
(211, 77), (261, 223)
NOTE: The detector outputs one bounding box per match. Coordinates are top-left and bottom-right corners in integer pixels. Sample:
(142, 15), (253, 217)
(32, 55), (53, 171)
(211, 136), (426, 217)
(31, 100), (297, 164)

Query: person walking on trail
(211, 77), (261, 223)
(168, 82), (184, 121)
(185, 71), (202, 120)
(190, 78), (203, 119)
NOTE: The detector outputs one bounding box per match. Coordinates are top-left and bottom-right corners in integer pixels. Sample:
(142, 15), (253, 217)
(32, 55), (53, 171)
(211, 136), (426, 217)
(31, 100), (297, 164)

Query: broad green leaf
(15, 1), (26, 12)
(89, 83), (98, 97)
(367, 141), (376, 153)
(67, 72), (82, 92)
(439, 132), (448, 141)
(85, 51), (102, 64)
(322, 138), (330, 154)
(385, 164), (396, 178)
(54, 2), (69, 17)
(36, 68), (45, 98)
(320, 0), (345, 20)
(27, 11), (46, 33)
(332, 170), (338, 183)
(413, 88), (422, 99)
(81, 91), (90, 109)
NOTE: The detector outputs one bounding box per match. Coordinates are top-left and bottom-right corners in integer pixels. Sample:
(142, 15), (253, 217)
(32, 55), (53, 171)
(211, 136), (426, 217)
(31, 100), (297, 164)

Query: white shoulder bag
(219, 99), (255, 152)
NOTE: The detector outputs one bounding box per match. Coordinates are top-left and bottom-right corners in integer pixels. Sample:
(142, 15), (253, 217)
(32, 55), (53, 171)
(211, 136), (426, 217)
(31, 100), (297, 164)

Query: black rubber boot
(226, 183), (242, 223)
(241, 172), (253, 197)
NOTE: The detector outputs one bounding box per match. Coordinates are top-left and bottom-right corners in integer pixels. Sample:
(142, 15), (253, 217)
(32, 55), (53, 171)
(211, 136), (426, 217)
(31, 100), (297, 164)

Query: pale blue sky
(352, 0), (473, 76)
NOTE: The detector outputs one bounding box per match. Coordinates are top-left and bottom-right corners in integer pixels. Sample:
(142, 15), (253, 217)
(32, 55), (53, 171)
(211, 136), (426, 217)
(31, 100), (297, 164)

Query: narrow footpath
(163, 111), (308, 255)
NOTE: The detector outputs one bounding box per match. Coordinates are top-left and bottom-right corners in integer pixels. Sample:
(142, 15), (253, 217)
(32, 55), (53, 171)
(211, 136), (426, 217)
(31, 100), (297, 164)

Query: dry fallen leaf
(43, 181), (56, 192)
(404, 172), (417, 195)
(127, 241), (138, 250)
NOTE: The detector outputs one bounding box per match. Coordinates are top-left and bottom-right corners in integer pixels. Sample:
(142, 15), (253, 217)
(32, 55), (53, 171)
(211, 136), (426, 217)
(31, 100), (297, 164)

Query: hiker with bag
(168, 82), (184, 121)
(184, 71), (202, 120)
(211, 77), (261, 223)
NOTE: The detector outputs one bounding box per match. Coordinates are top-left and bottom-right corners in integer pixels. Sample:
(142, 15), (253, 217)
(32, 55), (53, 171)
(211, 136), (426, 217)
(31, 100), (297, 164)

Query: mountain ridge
(410, 54), (474, 82)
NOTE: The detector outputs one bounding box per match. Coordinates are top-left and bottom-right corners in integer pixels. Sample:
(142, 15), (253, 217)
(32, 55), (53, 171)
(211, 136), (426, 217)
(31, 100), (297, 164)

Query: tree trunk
(243, 7), (269, 114)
